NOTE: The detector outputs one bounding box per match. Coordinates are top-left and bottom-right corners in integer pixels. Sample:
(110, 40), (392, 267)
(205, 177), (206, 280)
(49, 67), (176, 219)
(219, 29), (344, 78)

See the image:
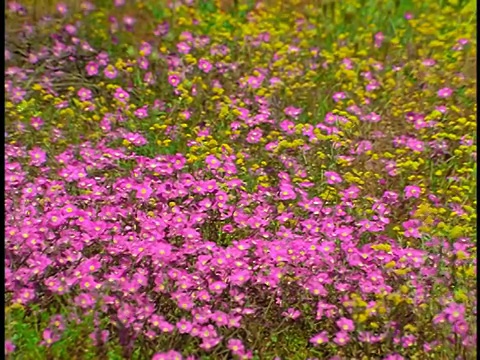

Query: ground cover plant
(4, 0), (477, 359)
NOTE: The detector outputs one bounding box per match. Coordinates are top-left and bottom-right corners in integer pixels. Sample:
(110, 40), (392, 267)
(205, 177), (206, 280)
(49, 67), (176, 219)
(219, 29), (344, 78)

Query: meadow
(4, 0), (477, 359)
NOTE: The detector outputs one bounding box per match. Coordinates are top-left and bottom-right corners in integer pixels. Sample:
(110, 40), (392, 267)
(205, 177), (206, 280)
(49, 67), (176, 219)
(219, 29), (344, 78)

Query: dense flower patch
(5, 0), (477, 359)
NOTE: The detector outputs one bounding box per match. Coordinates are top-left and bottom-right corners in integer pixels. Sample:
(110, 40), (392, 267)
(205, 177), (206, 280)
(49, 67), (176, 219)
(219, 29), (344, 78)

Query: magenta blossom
(437, 87), (453, 98)
(333, 331), (350, 346)
(324, 171), (343, 184)
(332, 92), (346, 102)
(336, 317), (355, 332)
(168, 74), (181, 87)
(205, 155), (221, 170)
(177, 42), (191, 54)
(404, 185), (421, 199)
(77, 87), (92, 101)
(198, 59), (213, 73)
(85, 61), (99, 76)
(114, 87), (130, 103)
(29, 147), (47, 166)
(134, 106), (149, 119)
(279, 183), (296, 200)
(104, 65), (118, 79)
(30, 116), (44, 130)
(5, 340), (15, 355)
(56, 3), (68, 14)
(310, 331), (329, 345)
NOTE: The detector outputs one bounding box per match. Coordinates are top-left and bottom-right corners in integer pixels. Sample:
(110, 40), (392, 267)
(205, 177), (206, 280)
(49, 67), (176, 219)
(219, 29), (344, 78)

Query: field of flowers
(4, 0), (477, 359)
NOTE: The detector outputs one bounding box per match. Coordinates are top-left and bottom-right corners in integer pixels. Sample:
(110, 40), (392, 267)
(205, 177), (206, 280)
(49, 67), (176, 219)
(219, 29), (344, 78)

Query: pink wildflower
(310, 331), (329, 346)
(324, 171), (342, 184)
(114, 87), (130, 103)
(437, 87), (453, 98)
(168, 74), (180, 87)
(404, 185), (421, 199)
(198, 59), (212, 73)
(85, 61), (99, 76)
(29, 147), (47, 166)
